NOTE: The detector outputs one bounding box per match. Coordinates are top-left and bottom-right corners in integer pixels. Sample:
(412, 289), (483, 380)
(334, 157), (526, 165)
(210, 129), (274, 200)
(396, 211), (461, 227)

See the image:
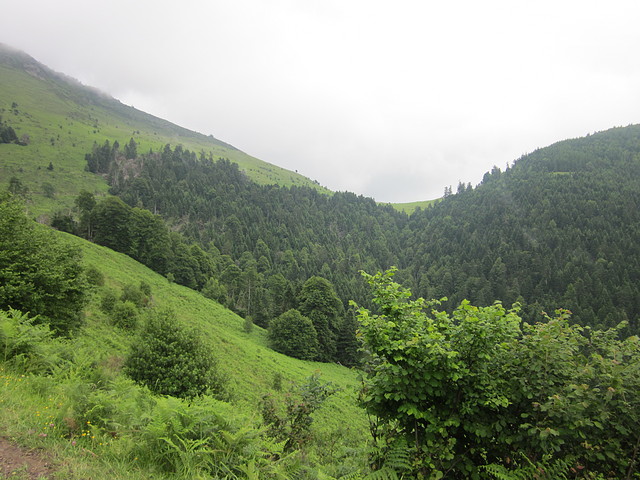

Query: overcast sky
(3, 1), (640, 202)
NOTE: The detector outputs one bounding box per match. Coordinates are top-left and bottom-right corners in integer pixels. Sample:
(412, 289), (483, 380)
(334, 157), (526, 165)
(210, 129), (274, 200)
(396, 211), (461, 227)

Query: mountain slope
(3, 43), (639, 336)
(0, 215), (368, 478)
(402, 125), (640, 331)
(0, 43), (328, 216)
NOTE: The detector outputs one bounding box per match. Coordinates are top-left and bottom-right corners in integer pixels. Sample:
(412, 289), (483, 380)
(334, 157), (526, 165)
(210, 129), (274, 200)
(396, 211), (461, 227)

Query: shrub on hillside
(84, 265), (104, 286)
(111, 300), (138, 329)
(354, 268), (640, 479)
(268, 309), (319, 360)
(120, 282), (148, 308)
(124, 308), (224, 399)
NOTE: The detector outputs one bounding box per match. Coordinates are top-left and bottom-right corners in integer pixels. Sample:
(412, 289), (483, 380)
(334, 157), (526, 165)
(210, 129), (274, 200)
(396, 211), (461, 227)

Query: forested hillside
(0, 43), (327, 217)
(78, 126), (640, 342)
(2, 44), (640, 478)
(404, 126), (640, 334)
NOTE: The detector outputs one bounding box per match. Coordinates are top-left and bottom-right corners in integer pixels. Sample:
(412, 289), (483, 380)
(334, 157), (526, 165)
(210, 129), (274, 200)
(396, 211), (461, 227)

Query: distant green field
(387, 197), (440, 214)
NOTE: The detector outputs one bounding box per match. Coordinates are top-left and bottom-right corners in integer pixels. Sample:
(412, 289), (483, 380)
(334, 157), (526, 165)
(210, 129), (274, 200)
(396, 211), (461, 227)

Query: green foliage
(84, 264), (104, 286)
(51, 211), (77, 233)
(124, 137), (137, 160)
(298, 276), (344, 362)
(482, 454), (571, 480)
(0, 229), (369, 479)
(100, 288), (119, 314)
(202, 276), (227, 303)
(0, 117), (19, 144)
(7, 176), (28, 196)
(84, 139), (116, 174)
(92, 196), (132, 252)
(110, 300), (139, 329)
(0, 308), (54, 369)
(268, 309), (319, 360)
(0, 196), (86, 335)
(354, 268), (640, 479)
(365, 439), (412, 480)
(404, 127), (640, 332)
(124, 308), (224, 399)
(261, 372), (339, 452)
(243, 315), (254, 334)
(120, 282), (149, 308)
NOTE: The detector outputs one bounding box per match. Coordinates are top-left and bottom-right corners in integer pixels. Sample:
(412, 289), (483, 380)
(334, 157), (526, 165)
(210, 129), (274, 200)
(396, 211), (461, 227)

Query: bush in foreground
(354, 268), (640, 479)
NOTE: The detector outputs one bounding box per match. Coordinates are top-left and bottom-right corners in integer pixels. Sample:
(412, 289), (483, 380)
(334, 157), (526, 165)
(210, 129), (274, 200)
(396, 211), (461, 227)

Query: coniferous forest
(68, 126), (640, 350)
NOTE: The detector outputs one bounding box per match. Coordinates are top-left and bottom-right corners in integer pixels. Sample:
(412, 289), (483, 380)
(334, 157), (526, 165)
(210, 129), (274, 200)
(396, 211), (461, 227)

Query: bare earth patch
(0, 438), (55, 479)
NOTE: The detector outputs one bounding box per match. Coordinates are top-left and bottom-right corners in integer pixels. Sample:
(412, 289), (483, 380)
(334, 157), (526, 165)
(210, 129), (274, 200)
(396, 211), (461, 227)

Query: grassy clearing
(386, 197), (440, 214)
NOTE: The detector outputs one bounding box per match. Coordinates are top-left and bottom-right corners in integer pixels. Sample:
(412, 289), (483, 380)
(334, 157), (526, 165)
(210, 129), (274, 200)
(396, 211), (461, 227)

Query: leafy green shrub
(50, 211), (77, 233)
(139, 280), (152, 297)
(110, 300), (138, 329)
(124, 308), (224, 399)
(84, 265), (104, 286)
(243, 315), (254, 334)
(268, 309), (319, 360)
(354, 268), (640, 479)
(201, 276), (227, 303)
(100, 289), (118, 314)
(261, 372), (338, 452)
(120, 282), (147, 308)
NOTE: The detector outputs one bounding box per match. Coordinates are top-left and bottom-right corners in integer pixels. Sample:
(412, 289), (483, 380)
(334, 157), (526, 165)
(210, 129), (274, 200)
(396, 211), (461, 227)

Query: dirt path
(0, 437), (55, 479)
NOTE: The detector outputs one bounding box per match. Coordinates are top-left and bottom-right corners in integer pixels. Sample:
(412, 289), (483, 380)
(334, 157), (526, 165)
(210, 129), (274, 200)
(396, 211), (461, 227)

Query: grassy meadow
(387, 198), (440, 214)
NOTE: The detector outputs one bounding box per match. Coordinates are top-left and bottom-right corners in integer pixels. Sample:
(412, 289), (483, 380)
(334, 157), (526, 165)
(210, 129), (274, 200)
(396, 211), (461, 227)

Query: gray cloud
(3, 0), (640, 202)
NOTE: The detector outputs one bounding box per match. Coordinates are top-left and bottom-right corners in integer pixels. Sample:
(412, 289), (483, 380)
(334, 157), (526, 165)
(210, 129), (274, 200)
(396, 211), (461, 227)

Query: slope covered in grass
(0, 44), (329, 218)
(0, 227), (368, 479)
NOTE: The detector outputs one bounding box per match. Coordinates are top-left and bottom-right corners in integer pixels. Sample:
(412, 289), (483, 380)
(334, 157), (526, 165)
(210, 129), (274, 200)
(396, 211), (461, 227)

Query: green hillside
(402, 126), (640, 332)
(0, 43), (329, 217)
(2, 43), (640, 478)
(0, 212), (368, 478)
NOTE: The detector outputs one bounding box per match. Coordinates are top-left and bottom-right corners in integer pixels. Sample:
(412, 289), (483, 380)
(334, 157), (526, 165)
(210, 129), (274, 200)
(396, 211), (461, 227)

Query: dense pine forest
(404, 126), (640, 333)
(66, 125), (640, 350)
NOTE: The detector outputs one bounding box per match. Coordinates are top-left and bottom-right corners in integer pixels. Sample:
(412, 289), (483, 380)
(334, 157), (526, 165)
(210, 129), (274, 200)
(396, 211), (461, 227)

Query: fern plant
(482, 454), (571, 480)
